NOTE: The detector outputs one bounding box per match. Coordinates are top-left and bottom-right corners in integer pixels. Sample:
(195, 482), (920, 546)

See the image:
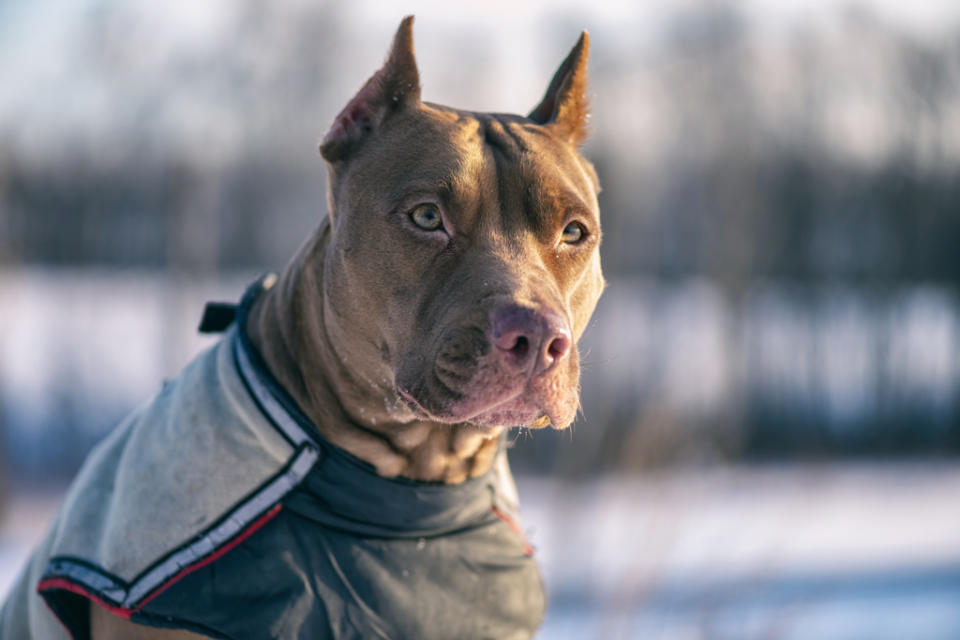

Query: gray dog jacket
(0, 278), (546, 640)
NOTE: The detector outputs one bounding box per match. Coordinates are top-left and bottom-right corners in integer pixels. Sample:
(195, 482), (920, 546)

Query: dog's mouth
(397, 367), (577, 430)
(397, 386), (440, 420)
(398, 385), (538, 426)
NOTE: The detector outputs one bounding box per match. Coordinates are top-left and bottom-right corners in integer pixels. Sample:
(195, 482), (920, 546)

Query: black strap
(197, 302), (237, 334)
(197, 272), (278, 334)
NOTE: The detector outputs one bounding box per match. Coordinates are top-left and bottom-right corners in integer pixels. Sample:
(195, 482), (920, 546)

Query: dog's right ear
(320, 16), (421, 163)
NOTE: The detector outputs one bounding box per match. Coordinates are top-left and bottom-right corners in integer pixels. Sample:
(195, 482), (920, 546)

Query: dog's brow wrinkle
(481, 117), (523, 160)
(504, 121), (533, 153)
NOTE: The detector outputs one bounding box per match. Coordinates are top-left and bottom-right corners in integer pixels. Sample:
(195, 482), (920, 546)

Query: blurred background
(2, 0), (960, 637)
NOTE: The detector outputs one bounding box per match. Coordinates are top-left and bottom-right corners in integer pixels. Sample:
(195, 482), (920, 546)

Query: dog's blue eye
(410, 204), (444, 231)
(561, 222), (585, 244)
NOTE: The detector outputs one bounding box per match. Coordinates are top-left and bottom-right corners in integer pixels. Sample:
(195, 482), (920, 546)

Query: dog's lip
(397, 386), (447, 422)
(469, 404), (547, 428)
(457, 388), (526, 422)
(397, 386), (427, 413)
(398, 385), (542, 427)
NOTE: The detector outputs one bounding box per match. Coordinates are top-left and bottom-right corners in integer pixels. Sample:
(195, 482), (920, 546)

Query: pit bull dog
(0, 16), (604, 639)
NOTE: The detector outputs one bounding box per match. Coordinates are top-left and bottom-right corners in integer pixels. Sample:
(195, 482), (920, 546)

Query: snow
(519, 464), (960, 639)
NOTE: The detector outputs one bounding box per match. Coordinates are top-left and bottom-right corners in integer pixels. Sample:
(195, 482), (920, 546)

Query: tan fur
(238, 18), (602, 484)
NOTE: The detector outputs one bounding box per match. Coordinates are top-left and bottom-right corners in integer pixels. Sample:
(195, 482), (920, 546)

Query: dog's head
(318, 16), (604, 431)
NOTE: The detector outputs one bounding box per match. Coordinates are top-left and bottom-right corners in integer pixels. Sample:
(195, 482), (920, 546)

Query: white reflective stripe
(234, 334), (316, 447)
(123, 445), (319, 607)
(45, 558), (128, 603)
(42, 333), (322, 610)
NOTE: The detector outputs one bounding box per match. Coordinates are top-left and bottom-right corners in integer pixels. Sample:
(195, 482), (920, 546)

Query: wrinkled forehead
(349, 105), (600, 221)
(472, 109), (601, 217)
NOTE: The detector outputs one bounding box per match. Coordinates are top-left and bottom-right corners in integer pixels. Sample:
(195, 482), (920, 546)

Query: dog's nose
(490, 305), (572, 375)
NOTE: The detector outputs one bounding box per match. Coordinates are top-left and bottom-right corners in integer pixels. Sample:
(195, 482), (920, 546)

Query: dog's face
(319, 17), (603, 431)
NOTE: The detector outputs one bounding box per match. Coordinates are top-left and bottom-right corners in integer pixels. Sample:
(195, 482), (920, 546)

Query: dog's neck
(245, 222), (503, 483)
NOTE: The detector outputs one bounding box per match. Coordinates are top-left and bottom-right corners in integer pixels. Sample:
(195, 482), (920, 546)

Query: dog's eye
(410, 204), (444, 231)
(561, 222), (585, 244)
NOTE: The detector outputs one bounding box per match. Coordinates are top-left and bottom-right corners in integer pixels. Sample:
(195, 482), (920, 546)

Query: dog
(0, 16), (604, 639)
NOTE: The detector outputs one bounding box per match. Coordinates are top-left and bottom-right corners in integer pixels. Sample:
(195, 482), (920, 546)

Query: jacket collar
(229, 275), (516, 538)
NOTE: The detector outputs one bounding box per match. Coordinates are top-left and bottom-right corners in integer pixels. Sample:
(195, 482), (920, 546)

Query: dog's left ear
(320, 16), (421, 162)
(528, 31), (590, 146)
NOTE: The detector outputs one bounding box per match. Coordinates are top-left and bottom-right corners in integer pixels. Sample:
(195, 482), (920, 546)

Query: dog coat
(0, 278), (545, 640)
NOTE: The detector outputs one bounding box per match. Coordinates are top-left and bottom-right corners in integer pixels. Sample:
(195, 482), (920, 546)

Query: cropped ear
(528, 31), (590, 146)
(320, 16), (421, 162)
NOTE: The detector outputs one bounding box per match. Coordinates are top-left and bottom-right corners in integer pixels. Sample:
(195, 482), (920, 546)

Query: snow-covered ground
(522, 464), (960, 639)
(3, 463), (959, 639)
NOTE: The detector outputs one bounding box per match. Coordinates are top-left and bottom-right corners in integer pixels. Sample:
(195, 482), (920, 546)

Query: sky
(1, 0), (958, 165)
(3, 0), (959, 105)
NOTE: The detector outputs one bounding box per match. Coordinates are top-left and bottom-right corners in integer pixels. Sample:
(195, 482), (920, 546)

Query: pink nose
(490, 305), (572, 375)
